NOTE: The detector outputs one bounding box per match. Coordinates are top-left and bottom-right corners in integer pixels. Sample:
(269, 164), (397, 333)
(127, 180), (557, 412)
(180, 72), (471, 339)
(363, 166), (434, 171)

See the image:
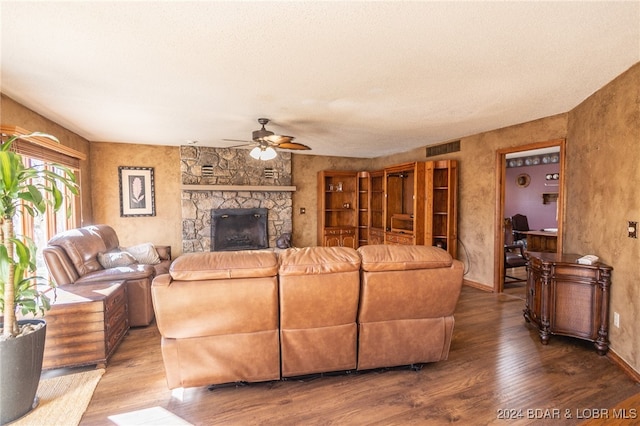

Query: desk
(523, 231), (557, 253)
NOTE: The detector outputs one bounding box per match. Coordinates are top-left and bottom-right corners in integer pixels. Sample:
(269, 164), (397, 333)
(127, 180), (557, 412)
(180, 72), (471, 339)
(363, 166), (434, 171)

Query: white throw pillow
(124, 242), (161, 265)
(97, 250), (137, 269)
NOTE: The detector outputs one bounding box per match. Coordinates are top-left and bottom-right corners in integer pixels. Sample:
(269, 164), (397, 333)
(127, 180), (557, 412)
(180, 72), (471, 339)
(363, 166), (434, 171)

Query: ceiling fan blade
(264, 134), (294, 144)
(222, 138), (252, 143)
(227, 143), (255, 149)
(277, 142), (311, 150)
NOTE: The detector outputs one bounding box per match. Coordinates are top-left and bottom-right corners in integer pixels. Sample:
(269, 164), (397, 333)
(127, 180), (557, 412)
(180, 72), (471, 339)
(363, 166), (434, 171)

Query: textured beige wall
(1, 93), (93, 224)
(564, 62), (640, 374)
(90, 142), (183, 256)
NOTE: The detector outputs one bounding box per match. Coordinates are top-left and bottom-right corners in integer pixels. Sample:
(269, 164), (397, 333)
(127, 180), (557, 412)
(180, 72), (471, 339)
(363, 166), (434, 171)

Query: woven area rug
(12, 368), (105, 426)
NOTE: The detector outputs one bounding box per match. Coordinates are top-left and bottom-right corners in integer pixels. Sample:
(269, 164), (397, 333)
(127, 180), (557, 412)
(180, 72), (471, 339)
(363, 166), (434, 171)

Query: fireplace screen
(211, 208), (268, 251)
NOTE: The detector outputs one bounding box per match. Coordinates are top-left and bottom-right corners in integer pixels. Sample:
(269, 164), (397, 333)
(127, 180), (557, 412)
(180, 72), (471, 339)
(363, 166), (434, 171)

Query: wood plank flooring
(77, 285), (639, 425)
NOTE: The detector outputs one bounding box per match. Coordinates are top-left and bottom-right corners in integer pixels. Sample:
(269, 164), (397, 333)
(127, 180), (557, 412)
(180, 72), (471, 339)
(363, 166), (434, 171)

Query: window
(15, 157), (81, 283)
(1, 126), (85, 285)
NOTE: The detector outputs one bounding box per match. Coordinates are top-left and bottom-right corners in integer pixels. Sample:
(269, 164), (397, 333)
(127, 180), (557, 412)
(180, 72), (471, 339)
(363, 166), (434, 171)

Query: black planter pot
(0, 319), (47, 425)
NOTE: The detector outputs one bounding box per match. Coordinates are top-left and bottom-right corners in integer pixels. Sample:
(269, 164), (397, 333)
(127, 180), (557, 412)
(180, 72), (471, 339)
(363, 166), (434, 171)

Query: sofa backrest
(92, 224), (120, 252)
(155, 250), (280, 339)
(278, 246), (361, 276)
(357, 244), (463, 321)
(169, 250), (279, 281)
(357, 244), (453, 271)
(46, 225), (114, 278)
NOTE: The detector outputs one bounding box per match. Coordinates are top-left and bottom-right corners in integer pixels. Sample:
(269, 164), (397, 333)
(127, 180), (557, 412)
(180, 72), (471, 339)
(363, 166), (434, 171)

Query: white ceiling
(1, 1), (639, 158)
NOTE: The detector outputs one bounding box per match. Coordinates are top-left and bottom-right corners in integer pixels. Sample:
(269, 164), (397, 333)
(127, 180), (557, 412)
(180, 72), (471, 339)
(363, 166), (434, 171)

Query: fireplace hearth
(211, 208), (268, 251)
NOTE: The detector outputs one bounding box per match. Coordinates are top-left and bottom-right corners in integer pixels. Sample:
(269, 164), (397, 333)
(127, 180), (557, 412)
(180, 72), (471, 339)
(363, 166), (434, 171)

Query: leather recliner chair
(278, 246), (361, 377)
(43, 225), (171, 327)
(356, 244), (464, 370)
(151, 250), (281, 389)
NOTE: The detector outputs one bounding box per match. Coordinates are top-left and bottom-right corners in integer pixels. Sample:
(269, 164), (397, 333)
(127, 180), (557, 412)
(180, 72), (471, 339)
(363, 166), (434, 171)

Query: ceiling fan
(224, 118), (311, 160)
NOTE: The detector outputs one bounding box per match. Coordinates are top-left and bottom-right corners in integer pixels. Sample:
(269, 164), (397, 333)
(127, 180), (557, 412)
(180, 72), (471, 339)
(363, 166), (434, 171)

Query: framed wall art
(119, 166), (155, 217)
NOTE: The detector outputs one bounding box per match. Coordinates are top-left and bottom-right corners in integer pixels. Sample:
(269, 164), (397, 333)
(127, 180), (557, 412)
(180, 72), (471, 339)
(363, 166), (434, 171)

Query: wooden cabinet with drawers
(42, 280), (129, 369)
(322, 227), (356, 248)
(524, 252), (612, 355)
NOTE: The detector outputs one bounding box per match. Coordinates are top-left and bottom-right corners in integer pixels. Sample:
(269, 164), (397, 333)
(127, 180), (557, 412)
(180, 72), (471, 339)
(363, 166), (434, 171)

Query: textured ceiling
(1, 1), (639, 158)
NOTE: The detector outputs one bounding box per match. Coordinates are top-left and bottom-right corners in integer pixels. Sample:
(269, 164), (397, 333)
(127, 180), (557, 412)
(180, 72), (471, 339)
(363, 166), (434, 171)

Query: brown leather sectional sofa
(152, 244), (464, 390)
(43, 225), (171, 327)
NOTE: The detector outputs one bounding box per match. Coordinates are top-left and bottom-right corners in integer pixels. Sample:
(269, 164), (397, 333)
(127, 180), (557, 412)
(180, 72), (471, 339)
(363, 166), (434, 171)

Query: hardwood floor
(77, 285), (639, 425)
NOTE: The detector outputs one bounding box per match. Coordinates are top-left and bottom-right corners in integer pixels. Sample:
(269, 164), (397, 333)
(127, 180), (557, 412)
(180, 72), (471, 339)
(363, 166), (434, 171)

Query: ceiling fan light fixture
(249, 146), (262, 159)
(261, 146), (277, 160)
(249, 145), (278, 160)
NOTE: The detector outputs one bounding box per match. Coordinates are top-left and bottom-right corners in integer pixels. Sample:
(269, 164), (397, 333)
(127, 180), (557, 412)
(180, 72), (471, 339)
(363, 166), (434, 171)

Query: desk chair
(504, 218), (527, 282)
(511, 213), (530, 247)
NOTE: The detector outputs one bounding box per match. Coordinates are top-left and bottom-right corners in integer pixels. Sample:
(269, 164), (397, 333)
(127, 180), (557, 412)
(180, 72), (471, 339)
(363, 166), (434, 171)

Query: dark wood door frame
(494, 138), (566, 293)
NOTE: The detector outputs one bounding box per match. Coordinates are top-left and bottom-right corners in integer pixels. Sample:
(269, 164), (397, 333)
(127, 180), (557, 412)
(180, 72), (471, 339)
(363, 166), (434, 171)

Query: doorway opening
(494, 139), (566, 293)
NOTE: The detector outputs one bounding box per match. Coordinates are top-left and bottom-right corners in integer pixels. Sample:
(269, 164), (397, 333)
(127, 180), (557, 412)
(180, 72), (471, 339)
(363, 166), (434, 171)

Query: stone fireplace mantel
(182, 184), (296, 192)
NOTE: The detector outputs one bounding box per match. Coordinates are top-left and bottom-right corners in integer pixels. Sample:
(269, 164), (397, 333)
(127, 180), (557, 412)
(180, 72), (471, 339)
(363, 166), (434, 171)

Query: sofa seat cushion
(169, 251), (278, 281)
(278, 246), (360, 276)
(75, 264), (156, 283)
(358, 245), (452, 272)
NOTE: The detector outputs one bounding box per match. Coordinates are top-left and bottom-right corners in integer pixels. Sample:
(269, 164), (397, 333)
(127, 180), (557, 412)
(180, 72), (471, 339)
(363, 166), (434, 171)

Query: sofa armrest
(155, 245), (171, 261)
(43, 246), (79, 286)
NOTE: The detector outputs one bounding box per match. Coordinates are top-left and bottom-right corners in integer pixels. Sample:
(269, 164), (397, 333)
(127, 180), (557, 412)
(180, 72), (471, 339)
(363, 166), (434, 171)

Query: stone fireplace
(180, 146), (293, 253)
(211, 208), (268, 251)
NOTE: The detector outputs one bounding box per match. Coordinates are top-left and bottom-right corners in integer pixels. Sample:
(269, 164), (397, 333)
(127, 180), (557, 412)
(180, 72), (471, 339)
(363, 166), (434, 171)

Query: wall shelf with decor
(369, 170), (385, 244)
(426, 160), (458, 257)
(542, 192), (558, 204)
(317, 170), (358, 248)
(357, 171), (371, 246)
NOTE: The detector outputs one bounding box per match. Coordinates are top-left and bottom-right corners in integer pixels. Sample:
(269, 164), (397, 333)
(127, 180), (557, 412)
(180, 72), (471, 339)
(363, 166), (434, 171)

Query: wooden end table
(42, 280), (129, 369)
(524, 252), (612, 355)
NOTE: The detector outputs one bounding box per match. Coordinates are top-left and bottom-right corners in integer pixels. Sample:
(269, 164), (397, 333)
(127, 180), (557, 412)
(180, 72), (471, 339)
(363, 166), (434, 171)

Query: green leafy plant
(0, 132), (78, 338)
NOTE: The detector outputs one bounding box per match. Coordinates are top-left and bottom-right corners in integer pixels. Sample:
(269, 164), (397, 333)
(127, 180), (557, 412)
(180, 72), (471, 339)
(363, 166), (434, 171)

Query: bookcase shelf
(317, 161), (457, 257)
(318, 170), (358, 248)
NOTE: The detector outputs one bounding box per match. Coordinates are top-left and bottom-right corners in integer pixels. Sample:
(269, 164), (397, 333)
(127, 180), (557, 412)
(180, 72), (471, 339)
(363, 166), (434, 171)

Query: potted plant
(0, 130), (78, 424)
